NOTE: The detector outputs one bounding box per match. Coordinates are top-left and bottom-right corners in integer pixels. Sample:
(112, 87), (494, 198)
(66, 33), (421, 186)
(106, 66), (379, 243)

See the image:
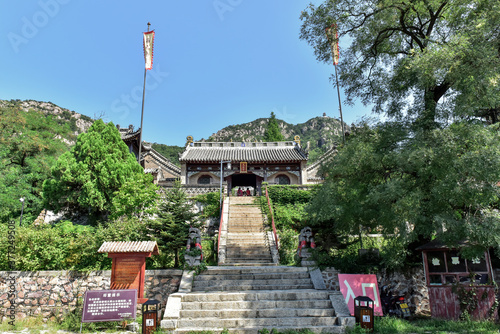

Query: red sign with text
(82, 289), (137, 322)
(338, 274), (383, 316)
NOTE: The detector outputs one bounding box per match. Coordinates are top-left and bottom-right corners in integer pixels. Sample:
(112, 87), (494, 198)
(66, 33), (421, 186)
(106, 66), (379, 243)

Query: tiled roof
(144, 168), (160, 174)
(98, 241), (159, 255)
(141, 148), (181, 175)
(306, 145), (337, 172)
(179, 142), (308, 163)
(120, 129), (141, 141)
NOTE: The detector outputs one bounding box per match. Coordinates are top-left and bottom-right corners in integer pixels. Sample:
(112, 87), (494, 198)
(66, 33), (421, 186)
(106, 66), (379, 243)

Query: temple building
(178, 140), (322, 195)
(118, 124), (331, 190)
(118, 124), (181, 184)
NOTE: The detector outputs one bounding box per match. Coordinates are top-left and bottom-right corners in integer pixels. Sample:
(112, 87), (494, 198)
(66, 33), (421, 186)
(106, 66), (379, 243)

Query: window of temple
(198, 175), (212, 184)
(276, 175), (290, 185)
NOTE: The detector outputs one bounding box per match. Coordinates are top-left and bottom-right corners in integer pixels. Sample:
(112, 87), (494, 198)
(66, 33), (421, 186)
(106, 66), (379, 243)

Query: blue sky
(1, 1), (373, 146)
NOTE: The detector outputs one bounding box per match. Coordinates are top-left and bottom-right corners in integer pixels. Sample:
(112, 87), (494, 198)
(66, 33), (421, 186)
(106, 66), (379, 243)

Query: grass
(0, 313), (141, 333)
(2, 316), (500, 334)
(346, 316), (500, 334)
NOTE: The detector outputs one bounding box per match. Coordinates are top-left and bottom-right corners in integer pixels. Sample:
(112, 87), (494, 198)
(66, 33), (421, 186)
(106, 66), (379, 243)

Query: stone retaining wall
(321, 267), (430, 315)
(0, 269), (182, 322)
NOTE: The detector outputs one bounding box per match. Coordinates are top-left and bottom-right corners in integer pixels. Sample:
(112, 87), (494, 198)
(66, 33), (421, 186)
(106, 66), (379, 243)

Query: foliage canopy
(42, 119), (157, 222)
(300, 0), (500, 129)
(264, 112), (286, 141)
(307, 121), (500, 264)
(0, 106), (70, 223)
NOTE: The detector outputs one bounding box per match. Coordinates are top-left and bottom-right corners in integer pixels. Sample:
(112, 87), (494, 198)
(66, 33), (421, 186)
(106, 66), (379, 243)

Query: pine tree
(264, 112), (285, 141)
(146, 181), (200, 268)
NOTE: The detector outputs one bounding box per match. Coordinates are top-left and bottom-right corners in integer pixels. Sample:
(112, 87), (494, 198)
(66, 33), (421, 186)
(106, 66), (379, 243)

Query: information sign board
(82, 289), (137, 322)
(338, 274), (383, 316)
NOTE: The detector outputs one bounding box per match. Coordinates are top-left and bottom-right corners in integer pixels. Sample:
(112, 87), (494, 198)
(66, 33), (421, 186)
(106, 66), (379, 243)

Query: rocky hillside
(0, 99), (93, 145)
(205, 114), (347, 160)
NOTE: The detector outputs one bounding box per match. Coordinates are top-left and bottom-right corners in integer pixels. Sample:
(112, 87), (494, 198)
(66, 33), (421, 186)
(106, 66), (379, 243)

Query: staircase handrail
(265, 186), (280, 251)
(217, 196), (225, 257)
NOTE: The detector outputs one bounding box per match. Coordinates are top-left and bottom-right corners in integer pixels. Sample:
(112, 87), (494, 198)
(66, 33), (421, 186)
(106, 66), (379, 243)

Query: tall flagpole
(138, 22), (151, 164)
(334, 63), (345, 145)
(325, 23), (345, 145)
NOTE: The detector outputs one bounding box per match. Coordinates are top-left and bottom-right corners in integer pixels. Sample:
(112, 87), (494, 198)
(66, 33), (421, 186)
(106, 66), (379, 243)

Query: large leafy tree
(300, 0), (500, 130)
(307, 121), (500, 267)
(264, 112), (286, 141)
(145, 181), (200, 268)
(43, 119), (157, 222)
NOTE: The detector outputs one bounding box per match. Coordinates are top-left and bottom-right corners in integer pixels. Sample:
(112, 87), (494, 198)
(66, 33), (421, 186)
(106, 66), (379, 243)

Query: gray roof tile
(179, 142), (307, 163)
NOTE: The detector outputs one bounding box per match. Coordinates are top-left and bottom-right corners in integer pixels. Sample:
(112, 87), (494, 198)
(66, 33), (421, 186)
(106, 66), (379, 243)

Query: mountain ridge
(1, 99), (345, 164)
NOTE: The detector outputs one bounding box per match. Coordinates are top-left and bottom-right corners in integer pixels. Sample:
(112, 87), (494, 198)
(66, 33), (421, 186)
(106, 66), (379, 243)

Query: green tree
(42, 119), (157, 222)
(307, 121), (500, 268)
(300, 0), (500, 130)
(264, 112), (285, 141)
(145, 181), (200, 268)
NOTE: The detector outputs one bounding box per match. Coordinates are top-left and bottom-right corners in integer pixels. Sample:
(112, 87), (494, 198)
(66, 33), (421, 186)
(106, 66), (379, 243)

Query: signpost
(80, 289), (137, 332)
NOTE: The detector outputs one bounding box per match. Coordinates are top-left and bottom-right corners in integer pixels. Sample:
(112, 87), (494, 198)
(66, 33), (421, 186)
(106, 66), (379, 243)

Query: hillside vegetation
(206, 114), (347, 163)
(0, 100), (93, 223)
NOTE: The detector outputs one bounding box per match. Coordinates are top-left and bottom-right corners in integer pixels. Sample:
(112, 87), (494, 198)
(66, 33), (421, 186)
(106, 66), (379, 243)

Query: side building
(118, 124), (181, 184)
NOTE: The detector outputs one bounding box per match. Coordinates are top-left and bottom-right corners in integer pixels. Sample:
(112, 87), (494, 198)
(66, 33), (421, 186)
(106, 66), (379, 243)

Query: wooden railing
(265, 187), (280, 252)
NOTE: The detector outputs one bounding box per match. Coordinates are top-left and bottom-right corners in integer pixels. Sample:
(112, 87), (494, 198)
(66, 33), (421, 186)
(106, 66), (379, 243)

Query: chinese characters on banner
(143, 30), (155, 70)
(338, 274), (383, 316)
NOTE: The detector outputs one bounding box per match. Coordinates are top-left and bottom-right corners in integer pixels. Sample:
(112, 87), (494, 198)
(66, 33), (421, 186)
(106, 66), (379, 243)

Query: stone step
(193, 278), (313, 288)
(226, 240), (268, 245)
(228, 224), (263, 228)
(224, 255), (272, 260)
(179, 308), (335, 318)
(228, 223), (264, 226)
(177, 316), (338, 329)
(175, 325), (344, 334)
(199, 266), (309, 275)
(191, 283), (314, 291)
(218, 264), (276, 267)
(193, 272), (311, 281)
(226, 236), (268, 241)
(226, 248), (270, 254)
(181, 299), (332, 310)
(228, 228), (265, 233)
(226, 241), (268, 245)
(222, 261), (274, 266)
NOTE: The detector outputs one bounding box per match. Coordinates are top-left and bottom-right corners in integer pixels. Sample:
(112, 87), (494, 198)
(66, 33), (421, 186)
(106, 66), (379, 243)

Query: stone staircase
(162, 266), (353, 333)
(224, 196), (275, 266)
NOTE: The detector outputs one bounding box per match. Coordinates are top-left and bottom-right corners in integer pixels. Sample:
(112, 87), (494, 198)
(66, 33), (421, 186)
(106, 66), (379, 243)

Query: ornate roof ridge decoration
(141, 147), (181, 175)
(118, 124), (141, 141)
(306, 145), (338, 172)
(179, 141), (308, 163)
(98, 241), (159, 255)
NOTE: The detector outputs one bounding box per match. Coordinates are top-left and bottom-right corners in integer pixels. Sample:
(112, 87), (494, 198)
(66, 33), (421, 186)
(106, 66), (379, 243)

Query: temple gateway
(178, 140), (321, 195)
(118, 124), (329, 189)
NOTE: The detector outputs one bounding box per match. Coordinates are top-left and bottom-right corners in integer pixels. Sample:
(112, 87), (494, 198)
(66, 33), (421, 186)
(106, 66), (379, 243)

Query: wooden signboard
(98, 241), (159, 304)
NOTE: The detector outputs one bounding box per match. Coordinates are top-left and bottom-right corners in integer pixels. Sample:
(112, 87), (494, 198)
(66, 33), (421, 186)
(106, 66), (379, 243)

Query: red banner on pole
(325, 23), (339, 65)
(143, 30), (155, 70)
